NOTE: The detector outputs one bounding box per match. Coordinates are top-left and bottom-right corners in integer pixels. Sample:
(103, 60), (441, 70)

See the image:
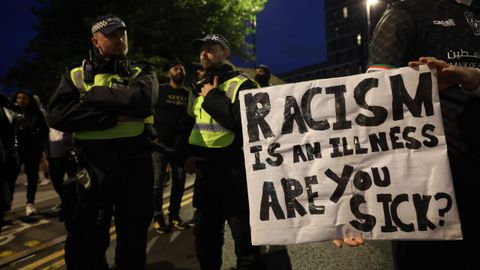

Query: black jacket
(176, 64), (258, 164)
(47, 57), (159, 133)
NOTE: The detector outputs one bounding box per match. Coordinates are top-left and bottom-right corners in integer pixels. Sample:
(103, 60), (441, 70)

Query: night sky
(0, 0), (326, 91)
(0, 0), (38, 84)
(255, 0), (327, 74)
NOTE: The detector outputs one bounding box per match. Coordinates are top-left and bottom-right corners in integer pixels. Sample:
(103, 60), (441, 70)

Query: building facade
(279, 0), (391, 83)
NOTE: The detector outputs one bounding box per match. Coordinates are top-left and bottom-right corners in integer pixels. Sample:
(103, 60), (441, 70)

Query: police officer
(179, 33), (261, 270)
(47, 14), (158, 270)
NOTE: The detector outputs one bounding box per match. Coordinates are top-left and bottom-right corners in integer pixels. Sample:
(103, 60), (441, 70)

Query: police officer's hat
(193, 33), (230, 51)
(91, 14), (126, 35)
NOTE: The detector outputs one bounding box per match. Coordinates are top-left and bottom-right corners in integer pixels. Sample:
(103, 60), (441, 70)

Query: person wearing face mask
(47, 14), (159, 270)
(254, 64), (271, 87)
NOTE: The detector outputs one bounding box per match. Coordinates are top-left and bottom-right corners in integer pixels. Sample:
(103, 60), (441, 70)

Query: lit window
(356, 33), (362, 45)
(342, 6), (348, 18)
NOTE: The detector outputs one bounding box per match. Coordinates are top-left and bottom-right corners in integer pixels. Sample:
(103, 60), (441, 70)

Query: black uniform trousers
(194, 155), (260, 270)
(63, 134), (153, 270)
(48, 156), (75, 201)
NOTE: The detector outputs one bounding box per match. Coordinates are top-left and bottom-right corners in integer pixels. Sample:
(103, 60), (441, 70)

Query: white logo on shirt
(432, 19), (456, 27)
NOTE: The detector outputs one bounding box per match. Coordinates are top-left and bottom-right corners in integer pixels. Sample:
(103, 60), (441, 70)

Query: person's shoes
(38, 177), (51, 186)
(50, 203), (62, 214)
(25, 203), (38, 216)
(170, 216), (190, 230)
(153, 215), (170, 234)
(187, 210), (200, 226)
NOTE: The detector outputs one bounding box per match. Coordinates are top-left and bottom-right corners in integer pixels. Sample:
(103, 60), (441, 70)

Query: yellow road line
(20, 191), (193, 269)
(180, 197), (193, 207)
(162, 191), (194, 210)
(18, 249), (64, 270)
(40, 258), (64, 270)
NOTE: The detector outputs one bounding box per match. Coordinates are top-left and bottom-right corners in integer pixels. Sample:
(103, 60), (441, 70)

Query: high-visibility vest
(70, 66), (152, 140)
(188, 74), (257, 148)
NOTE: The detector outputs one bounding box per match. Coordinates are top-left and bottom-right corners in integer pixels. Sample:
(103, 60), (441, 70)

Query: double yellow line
(18, 191), (194, 270)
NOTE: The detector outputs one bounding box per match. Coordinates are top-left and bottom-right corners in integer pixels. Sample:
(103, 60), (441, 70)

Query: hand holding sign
(239, 66), (462, 245)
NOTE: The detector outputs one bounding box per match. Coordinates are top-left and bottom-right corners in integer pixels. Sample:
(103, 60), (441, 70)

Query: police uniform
(179, 59), (261, 269)
(47, 15), (159, 270)
(368, 1), (480, 269)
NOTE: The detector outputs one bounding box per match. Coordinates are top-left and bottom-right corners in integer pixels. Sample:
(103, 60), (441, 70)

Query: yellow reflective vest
(70, 66), (153, 140)
(188, 73), (257, 148)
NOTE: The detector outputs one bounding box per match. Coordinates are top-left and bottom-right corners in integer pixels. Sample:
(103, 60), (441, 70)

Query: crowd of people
(2, 0), (480, 269)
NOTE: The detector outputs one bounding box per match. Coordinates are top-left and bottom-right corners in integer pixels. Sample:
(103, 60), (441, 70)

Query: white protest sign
(239, 66), (462, 245)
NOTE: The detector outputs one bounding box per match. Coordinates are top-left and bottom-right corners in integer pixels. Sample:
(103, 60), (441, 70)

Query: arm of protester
(408, 57), (480, 93)
(331, 237), (365, 248)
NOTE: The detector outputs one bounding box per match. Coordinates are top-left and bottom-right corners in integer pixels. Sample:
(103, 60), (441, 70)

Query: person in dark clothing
(368, 0), (480, 269)
(254, 64), (271, 87)
(151, 60), (190, 233)
(177, 33), (261, 270)
(0, 91), (18, 233)
(46, 14), (158, 270)
(12, 90), (49, 216)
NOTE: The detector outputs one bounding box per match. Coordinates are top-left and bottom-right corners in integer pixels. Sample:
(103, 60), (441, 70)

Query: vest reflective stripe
(70, 66), (151, 140)
(188, 74), (255, 148)
(192, 122), (231, 133)
(225, 74), (248, 101)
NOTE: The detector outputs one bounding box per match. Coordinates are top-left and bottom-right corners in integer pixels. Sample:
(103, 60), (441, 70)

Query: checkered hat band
(209, 35), (230, 50)
(91, 20), (108, 33)
(91, 18), (125, 34)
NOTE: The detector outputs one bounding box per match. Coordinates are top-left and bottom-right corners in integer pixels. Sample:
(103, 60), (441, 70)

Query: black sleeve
(201, 79), (258, 132)
(80, 64), (159, 118)
(368, 4), (418, 69)
(47, 70), (117, 132)
(173, 109), (195, 166)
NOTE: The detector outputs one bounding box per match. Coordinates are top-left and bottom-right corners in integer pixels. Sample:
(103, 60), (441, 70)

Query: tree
(3, 0), (266, 101)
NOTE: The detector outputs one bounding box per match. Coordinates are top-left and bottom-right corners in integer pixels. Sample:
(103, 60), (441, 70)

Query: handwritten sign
(239, 66), (462, 245)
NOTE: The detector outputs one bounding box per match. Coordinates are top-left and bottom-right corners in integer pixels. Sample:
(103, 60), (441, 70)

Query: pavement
(1, 173), (395, 269)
